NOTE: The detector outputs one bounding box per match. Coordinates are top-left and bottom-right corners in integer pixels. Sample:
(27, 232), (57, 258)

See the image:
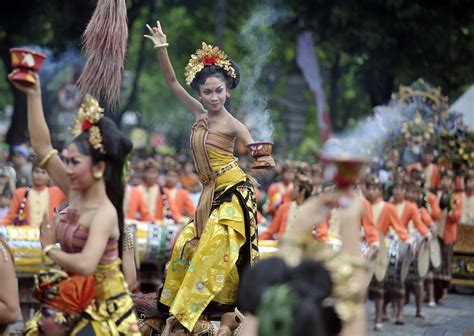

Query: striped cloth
(56, 208), (119, 264)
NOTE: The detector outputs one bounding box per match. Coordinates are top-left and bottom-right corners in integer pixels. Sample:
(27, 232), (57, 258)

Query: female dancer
(144, 20), (274, 335)
(0, 238), (20, 333)
(9, 74), (140, 335)
(237, 193), (369, 335)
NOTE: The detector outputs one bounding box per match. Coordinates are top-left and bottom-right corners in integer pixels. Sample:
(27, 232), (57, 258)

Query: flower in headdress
(184, 42), (236, 86)
(70, 95), (105, 153)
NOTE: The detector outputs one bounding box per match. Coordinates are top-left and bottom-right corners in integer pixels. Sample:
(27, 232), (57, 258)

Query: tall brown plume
(77, 0), (128, 107)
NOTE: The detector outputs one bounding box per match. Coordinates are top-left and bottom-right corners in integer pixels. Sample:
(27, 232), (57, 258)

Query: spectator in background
(259, 172), (313, 240)
(0, 144), (16, 189)
(11, 145), (32, 188)
(401, 135), (423, 165)
(407, 146), (440, 192)
(0, 165), (16, 197)
(138, 158), (181, 223)
(265, 161), (295, 217)
(179, 161), (200, 192)
(0, 161), (66, 226)
(164, 165), (195, 218)
(0, 188), (13, 219)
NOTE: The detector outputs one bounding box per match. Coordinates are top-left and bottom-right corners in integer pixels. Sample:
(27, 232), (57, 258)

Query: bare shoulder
(229, 115), (247, 133)
(90, 202), (119, 233)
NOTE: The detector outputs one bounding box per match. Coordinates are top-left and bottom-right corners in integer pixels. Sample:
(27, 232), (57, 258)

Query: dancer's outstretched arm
(145, 20), (206, 119)
(9, 74), (70, 195)
(232, 118), (275, 167)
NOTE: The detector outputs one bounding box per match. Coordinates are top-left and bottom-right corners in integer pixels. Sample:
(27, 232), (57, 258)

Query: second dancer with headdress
(144, 21), (275, 335)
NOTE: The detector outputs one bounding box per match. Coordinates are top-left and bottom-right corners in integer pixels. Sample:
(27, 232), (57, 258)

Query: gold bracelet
(43, 244), (59, 256)
(154, 43), (169, 49)
(39, 149), (58, 168)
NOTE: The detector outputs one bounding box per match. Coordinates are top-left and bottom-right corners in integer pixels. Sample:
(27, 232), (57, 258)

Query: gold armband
(39, 149), (58, 168)
(123, 226), (135, 250)
(154, 43), (169, 49)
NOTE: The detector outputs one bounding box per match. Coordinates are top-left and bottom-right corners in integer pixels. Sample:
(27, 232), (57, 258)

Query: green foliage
(0, 0), (473, 154)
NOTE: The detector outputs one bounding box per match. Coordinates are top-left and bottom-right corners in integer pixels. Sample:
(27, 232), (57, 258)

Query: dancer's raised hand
(144, 20), (167, 46)
(8, 72), (41, 96)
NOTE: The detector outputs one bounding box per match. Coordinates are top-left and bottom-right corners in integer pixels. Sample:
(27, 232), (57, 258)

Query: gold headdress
(400, 111), (435, 142)
(396, 78), (447, 116)
(184, 42), (236, 86)
(71, 95), (105, 153)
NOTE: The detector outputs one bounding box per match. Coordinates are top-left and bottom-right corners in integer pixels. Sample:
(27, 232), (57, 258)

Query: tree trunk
(6, 89), (28, 147)
(328, 54), (341, 131)
(363, 68), (395, 108)
(214, 0), (227, 47)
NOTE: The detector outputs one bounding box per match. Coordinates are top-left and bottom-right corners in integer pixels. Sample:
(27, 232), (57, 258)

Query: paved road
(366, 291), (474, 336)
(6, 290), (474, 335)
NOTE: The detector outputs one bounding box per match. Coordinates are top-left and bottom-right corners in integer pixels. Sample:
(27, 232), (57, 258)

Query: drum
(127, 220), (181, 266)
(0, 225), (45, 276)
(406, 234), (430, 282)
(413, 234), (430, 278)
(259, 240), (279, 259)
(429, 238), (441, 269)
(385, 236), (411, 285)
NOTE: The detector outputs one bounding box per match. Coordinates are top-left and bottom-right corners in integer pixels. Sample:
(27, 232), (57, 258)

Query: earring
(93, 171), (103, 179)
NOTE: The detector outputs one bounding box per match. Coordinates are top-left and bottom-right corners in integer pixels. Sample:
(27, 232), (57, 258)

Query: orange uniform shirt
(426, 192), (442, 222)
(407, 162), (440, 190)
(371, 198), (410, 241)
(164, 187), (196, 217)
(315, 197), (379, 246)
(265, 182), (293, 216)
(259, 201), (292, 240)
(0, 186), (66, 226)
(125, 186), (154, 222)
(392, 200), (429, 236)
(441, 193), (462, 245)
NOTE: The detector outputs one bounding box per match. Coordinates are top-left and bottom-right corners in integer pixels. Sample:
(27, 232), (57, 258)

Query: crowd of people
(0, 6), (473, 336)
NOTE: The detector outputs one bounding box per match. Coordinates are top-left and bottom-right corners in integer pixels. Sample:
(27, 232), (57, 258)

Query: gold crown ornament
(184, 42), (236, 86)
(70, 95), (105, 153)
(396, 78), (447, 117)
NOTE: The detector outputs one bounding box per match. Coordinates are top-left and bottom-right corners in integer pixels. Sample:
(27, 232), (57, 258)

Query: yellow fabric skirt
(160, 194), (247, 332)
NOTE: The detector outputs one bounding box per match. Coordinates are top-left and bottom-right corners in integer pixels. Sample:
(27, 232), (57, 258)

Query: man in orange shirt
(265, 162), (295, 217)
(364, 175), (411, 330)
(407, 146), (440, 192)
(315, 191), (380, 260)
(405, 181), (438, 308)
(0, 161), (66, 226)
(391, 181), (431, 319)
(434, 169), (461, 303)
(164, 167), (195, 219)
(410, 172), (442, 222)
(124, 182), (154, 222)
(460, 170), (474, 226)
(259, 174), (312, 240)
(138, 158), (181, 223)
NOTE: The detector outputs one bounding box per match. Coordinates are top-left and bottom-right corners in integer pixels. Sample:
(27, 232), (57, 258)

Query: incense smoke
(321, 101), (416, 160)
(239, 1), (290, 142)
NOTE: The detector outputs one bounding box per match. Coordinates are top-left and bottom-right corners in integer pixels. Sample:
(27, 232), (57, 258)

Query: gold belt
(198, 161), (238, 186)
